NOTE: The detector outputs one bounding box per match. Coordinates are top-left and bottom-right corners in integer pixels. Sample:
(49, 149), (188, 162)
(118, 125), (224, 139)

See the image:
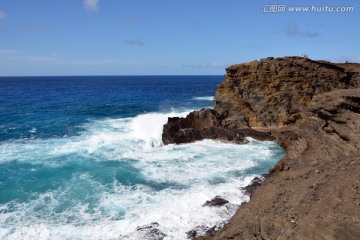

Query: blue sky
(0, 0), (359, 76)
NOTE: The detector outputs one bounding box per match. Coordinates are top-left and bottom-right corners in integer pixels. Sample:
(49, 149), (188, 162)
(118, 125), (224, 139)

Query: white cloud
(83, 0), (99, 12)
(285, 22), (319, 38)
(124, 38), (145, 46)
(0, 10), (7, 19)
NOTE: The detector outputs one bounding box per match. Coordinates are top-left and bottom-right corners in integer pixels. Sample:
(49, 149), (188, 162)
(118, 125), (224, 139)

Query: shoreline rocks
(136, 222), (166, 240)
(162, 57), (360, 239)
(241, 174), (270, 198)
(162, 109), (274, 144)
(203, 196), (229, 207)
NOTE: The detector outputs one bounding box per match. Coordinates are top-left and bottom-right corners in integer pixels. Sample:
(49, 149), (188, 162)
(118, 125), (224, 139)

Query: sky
(0, 0), (359, 76)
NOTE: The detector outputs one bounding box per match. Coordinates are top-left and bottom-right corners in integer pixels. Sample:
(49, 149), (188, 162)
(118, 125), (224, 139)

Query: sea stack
(162, 57), (360, 239)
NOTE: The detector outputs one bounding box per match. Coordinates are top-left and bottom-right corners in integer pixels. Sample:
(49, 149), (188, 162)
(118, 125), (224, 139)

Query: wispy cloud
(0, 49), (115, 66)
(182, 62), (228, 69)
(0, 49), (19, 55)
(329, 56), (360, 63)
(20, 25), (54, 33)
(182, 64), (202, 68)
(124, 38), (145, 46)
(285, 23), (319, 38)
(206, 62), (227, 68)
(0, 52), (61, 63)
(25, 55), (61, 62)
(113, 17), (142, 27)
(71, 59), (115, 66)
(243, 44), (264, 50)
(126, 17), (140, 25)
(0, 10), (7, 20)
(83, 0), (99, 12)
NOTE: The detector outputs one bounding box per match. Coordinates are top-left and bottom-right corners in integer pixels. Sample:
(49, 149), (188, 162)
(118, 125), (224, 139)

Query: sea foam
(0, 110), (284, 240)
(192, 96), (214, 101)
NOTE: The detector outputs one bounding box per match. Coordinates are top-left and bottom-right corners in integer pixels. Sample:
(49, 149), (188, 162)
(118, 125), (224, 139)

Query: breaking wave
(0, 110), (284, 239)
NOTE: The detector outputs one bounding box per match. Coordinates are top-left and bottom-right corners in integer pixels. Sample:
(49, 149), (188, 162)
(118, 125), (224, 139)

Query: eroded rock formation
(162, 57), (360, 239)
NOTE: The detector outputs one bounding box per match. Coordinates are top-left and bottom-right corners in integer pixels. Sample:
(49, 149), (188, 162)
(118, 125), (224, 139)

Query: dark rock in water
(204, 226), (218, 238)
(162, 109), (273, 144)
(187, 225), (222, 240)
(187, 229), (197, 239)
(241, 174), (269, 197)
(136, 222), (166, 240)
(203, 196), (229, 207)
(162, 108), (220, 144)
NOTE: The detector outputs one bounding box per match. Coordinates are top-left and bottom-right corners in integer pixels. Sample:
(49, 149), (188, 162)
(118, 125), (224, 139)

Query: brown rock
(214, 57), (355, 128)
(162, 109), (273, 144)
(161, 57), (360, 239)
(162, 108), (219, 144)
(212, 88), (360, 240)
(163, 57), (358, 145)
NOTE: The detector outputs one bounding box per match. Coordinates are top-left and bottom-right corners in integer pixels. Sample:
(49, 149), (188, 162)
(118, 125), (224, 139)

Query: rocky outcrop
(162, 108), (273, 144)
(214, 57), (355, 128)
(203, 196), (229, 207)
(162, 57), (360, 239)
(163, 57), (359, 144)
(136, 222), (166, 240)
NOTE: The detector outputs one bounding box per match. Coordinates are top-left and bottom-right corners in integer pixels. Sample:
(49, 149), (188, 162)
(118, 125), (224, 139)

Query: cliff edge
(162, 57), (360, 239)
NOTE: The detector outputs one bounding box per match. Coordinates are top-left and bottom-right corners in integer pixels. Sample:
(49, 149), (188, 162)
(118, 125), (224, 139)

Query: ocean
(0, 76), (284, 240)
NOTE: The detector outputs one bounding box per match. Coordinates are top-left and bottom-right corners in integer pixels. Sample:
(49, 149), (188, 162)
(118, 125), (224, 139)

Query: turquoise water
(0, 76), (284, 239)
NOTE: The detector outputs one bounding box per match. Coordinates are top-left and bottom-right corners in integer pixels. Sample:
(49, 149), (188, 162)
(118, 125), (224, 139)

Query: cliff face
(162, 57), (360, 239)
(163, 57), (359, 144)
(213, 88), (360, 240)
(214, 57), (357, 129)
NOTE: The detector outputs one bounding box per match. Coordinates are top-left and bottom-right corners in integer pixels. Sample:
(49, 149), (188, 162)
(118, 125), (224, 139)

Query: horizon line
(0, 74), (225, 78)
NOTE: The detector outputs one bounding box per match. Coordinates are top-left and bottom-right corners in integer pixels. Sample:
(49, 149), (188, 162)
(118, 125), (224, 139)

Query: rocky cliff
(162, 57), (360, 239)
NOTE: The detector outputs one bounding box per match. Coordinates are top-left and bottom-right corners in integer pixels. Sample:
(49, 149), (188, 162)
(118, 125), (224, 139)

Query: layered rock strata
(162, 57), (360, 239)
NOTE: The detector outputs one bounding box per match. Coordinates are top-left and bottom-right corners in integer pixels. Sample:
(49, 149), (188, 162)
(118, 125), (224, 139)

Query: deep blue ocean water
(0, 76), (284, 239)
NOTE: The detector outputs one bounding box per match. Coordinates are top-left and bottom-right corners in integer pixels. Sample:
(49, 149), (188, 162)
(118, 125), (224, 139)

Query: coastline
(163, 57), (360, 239)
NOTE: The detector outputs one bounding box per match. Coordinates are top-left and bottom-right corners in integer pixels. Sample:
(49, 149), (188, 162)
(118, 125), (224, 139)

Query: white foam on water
(29, 127), (37, 133)
(129, 111), (189, 148)
(192, 96), (214, 101)
(0, 110), (284, 239)
(0, 175), (254, 240)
